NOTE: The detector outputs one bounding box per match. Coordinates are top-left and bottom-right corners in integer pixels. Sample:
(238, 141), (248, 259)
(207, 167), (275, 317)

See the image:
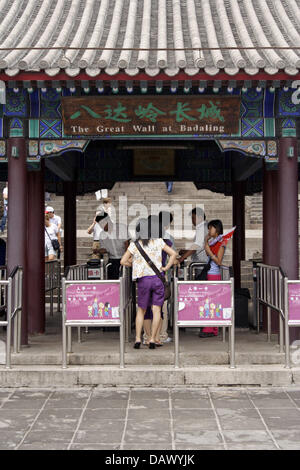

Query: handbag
(134, 240), (171, 300)
(45, 228), (60, 251)
(195, 262), (211, 281)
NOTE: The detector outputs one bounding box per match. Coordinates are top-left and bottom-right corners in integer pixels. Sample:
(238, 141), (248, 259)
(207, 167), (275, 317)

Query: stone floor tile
(18, 442), (70, 450)
(21, 430), (74, 446)
(9, 390), (51, 400)
(73, 429), (123, 444)
(285, 390), (300, 401)
(125, 420), (170, 432)
(0, 410), (38, 431)
(44, 390), (90, 409)
(129, 399), (169, 409)
(127, 409), (170, 420)
(247, 390), (289, 400)
(2, 399), (48, 410)
(226, 444), (278, 450)
(86, 398), (128, 409)
(259, 408), (300, 430)
(71, 443), (121, 450)
(130, 389), (169, 400)
(171, 389), (210, 399)
(216, 408), (266, 430)
(250, 398), (296, 409)
(173, 409), (218, 430)
(79, 414), (125, 431)
(124, 428), (172, 444)
(272, 429), (300, 449)
(174, 431), (223, 446)
(122, 444), (172, 450)
(175, 444), (225, 450)
(0, 431), (24, 449)
(172, 399), (211, 409)
(211, 399), (254, 410)
(82, 408), (127, 420)
(223, 430), (274, 445)
(172, 409), (216, 421)
(30, 409), (82, 431)
(210, 389), (249, 399)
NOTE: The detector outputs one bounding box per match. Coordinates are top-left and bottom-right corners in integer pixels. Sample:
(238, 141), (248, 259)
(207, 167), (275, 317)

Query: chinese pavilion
(0, 0), (299, 345)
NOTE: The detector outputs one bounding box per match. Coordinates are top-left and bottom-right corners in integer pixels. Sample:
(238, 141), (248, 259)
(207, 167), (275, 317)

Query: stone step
(0, 365), (296, 387)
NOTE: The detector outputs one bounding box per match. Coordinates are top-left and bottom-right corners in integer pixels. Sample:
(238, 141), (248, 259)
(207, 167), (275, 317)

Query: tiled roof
(0, 0), (299, 78)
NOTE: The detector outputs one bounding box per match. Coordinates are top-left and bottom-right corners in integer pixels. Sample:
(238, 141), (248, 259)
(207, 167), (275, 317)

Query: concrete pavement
(0, 386), (300, 450)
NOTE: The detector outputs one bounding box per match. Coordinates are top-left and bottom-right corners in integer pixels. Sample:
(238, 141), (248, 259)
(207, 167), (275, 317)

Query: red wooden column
(27, 162), (45, 334)
(232, 181), (245, 289)
(63, 181), (77, 269)
(7, 138), (28, 345)
(278, 136), (299, 342)
(262, 164), (279, 332)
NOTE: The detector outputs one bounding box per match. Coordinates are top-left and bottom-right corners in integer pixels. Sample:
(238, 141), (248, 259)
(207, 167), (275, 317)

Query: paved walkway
(0, 386), (300, 450)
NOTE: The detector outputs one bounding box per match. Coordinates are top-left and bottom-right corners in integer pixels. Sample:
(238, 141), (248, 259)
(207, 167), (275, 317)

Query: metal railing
(61, 276), (126, 368)
(0, 266), (23, 369)
(256, 263), (285, 352)
(45, 260), (61, 316)
(120, 266), (132, 342)
(174, 275), (235, 368)
(64, 263), (88, 281)
(186, 262), (232, 342)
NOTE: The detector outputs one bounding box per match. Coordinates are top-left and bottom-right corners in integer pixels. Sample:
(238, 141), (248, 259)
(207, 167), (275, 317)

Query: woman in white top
(121, 218), (177, 349)
(45, 214), (59, 261)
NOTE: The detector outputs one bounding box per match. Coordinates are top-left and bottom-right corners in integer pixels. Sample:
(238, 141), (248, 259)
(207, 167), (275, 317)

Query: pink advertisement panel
(66, 283), (120, 321)
(288, 284), (300, 322)
(178, 283), (232, 322)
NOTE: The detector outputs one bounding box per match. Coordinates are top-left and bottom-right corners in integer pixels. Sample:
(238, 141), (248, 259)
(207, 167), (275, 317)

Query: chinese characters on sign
(178, 283), (232, 323)
(61, 96), (240, 136)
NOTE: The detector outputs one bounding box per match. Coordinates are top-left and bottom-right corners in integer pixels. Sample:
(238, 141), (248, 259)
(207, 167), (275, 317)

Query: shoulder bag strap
(45, 227), (52, 241)
(134, 240), (166, 285)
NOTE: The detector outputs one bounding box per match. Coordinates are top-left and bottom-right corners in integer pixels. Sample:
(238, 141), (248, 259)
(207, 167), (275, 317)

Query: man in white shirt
(178, 207), (209, 266)
(45, 206), (62, 257)
(87, 211), (103, 259)
(98, 212), (129, 279)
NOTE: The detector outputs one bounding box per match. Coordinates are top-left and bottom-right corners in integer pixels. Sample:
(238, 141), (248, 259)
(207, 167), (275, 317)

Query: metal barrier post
(17, 269), (23, 353)
(278, 272), (284, 353)
(267, 270), (271, 342)
(13, 273), (18, 354)
(174, 277), (179, 368)
(50, 262), (54, 317)
(67, 327), (72, 352)
(57, 261), (61, 313)
(256, 267), (260, 334)
(230, 277), (235, 369)
(5, 278), (12, 369)
(62, 277), (67, 369)
(120, 278), (125, 368)
(284, 277), (291, 369)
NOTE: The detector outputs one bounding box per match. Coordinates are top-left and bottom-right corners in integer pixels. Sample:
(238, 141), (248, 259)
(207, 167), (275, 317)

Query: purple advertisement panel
(66, 283), (120, 321)
(178, 283), (232, 322)
(288, 283), (300, 322)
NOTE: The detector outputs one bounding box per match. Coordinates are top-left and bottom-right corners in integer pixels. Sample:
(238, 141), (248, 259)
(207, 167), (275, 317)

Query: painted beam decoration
(61, 96), (241, 136)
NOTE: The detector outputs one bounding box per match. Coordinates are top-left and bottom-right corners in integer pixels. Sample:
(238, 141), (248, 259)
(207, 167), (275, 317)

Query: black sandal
(133, 342), (141, 349)
(149, 342), (156, 349)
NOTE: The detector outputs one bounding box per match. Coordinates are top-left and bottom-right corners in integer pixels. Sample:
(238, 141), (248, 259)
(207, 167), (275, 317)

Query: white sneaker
(162, 337), (172, 343)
